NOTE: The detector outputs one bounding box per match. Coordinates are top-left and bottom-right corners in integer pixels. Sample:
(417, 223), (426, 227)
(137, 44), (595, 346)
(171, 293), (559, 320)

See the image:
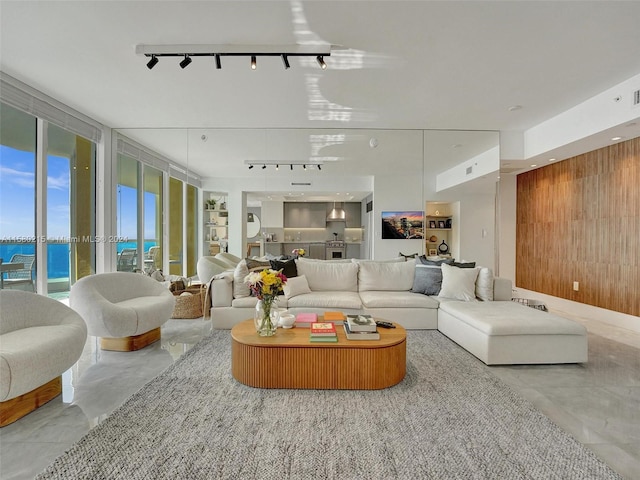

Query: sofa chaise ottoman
(437, 300), (588, 365)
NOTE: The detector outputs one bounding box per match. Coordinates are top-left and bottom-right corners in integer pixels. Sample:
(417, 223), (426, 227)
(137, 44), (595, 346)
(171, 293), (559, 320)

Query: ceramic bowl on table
(279, 312), (296, 328)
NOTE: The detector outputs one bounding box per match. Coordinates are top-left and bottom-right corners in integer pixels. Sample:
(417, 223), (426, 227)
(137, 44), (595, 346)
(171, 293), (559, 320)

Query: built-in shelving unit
(425, 203), (454, 256)
(204, 192), (228, 255)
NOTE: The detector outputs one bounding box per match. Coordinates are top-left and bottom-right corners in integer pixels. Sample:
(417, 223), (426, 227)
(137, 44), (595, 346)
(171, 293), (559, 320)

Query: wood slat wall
(516, 136), (639, 317)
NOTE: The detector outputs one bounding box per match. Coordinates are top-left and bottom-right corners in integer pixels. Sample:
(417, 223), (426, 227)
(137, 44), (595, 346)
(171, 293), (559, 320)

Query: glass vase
(254, 297), (278, 337)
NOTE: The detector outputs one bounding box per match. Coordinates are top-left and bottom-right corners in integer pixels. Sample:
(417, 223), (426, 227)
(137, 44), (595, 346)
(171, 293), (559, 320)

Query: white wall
(497, 175), (517, 281)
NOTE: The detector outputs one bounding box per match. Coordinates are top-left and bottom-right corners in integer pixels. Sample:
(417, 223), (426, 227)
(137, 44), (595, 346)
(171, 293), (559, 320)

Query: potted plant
(206, 199), (217, 210)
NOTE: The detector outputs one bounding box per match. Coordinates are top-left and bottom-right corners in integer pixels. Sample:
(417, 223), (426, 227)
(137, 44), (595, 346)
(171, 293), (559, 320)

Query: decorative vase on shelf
(438, 240), (449, 254)
(254, 297), (279, 337)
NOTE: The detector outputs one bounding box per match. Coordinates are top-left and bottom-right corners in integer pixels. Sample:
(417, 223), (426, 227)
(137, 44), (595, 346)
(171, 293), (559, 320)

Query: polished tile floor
(1, 312), (639, 480)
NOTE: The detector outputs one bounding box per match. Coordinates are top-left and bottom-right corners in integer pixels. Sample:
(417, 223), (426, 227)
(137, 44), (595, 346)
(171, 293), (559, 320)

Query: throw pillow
(475, 267), (494, 301)
(358, 260), (415, 291)
(411, 264), (443, 295)
(233, 258), (271, 298)
(417, 256), (455, 266)
(438, 263), (480, 301)
(283, 275), (312, 299)
(269, 259), (298, 278)
(452, 261), (476, 268)
(296, 260), (359, 292)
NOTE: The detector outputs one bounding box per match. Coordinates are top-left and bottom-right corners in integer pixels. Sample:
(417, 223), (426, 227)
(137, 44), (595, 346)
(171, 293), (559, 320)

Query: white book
(343, 322), (380, 340)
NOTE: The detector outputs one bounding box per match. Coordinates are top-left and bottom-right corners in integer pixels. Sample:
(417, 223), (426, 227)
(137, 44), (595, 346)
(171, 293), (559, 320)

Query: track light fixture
(136, 44), (332, 71)
(179, 54), (192, 69)
(146, 54), (159, 70)
(245, 161), (325, 171)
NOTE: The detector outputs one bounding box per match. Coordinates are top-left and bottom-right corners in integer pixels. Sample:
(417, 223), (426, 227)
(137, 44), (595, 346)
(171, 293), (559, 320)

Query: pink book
(295, 312), (318, 327)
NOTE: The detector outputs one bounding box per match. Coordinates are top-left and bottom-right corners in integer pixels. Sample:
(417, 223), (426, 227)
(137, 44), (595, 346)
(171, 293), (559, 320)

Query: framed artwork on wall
(381, 211), (424, 239)
(429, 220), (437, 228)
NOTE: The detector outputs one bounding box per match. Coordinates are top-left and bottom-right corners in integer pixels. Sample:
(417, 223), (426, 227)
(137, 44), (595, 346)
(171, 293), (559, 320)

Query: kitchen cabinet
(346, 243), (361, 259)
(345, 202), (362, 228)
(284, 202), (326, 228)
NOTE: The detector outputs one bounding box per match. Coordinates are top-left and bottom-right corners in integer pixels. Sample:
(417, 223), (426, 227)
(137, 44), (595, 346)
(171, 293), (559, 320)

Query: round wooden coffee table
(231, 318), (406, 390)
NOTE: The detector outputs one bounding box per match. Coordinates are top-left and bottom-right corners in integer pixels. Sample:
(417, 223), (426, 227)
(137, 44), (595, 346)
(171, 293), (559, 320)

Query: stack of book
(323, 311), (346, 324)
(309, 322), (338, 342)
(343, 314), (380, 340)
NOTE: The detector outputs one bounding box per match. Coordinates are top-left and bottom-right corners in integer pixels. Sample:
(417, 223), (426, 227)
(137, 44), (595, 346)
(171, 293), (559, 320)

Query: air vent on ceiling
(633, 89), (640, 106)
(290, 182), (311, 186)
(466, 166), (473, 175)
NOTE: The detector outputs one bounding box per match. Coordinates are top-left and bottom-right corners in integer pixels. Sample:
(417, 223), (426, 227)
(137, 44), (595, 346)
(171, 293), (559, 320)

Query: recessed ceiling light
(549, 158), (556, 162)
(508, 105), (523, 112)
(530, 164), (537, 167)
(611, 136), (623, 141)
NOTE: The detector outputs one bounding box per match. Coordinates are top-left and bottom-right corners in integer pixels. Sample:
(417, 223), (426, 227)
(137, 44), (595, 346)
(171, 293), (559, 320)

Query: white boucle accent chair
(0, 290), (87, 427)
(69, 272), (175, 352)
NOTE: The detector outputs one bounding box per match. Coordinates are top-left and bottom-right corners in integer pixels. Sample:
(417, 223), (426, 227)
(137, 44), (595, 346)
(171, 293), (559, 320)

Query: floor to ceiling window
(47, 123), (96, 292)
(0, 103), (37, 290)
(144, 165), (163, 271)
(186, 184), (198, 276)
(116, 154), (140, 272)
(169, 177), (183, 276)
(0, 101), (97, 296)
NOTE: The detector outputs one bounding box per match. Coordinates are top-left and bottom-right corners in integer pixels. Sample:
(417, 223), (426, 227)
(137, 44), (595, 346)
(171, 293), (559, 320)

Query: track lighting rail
(136, 44), (332, 70)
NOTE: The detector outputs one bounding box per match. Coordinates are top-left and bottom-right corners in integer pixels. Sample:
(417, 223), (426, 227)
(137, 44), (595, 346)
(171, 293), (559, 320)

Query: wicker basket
(171, 285), (205, 319)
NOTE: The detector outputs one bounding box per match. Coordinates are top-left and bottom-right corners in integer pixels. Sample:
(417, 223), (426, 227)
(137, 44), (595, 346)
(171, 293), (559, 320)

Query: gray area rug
(37, 331), (621, 479)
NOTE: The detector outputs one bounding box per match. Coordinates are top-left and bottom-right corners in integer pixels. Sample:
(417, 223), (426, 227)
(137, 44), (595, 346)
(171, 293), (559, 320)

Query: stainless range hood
(327, 202), (346, 221)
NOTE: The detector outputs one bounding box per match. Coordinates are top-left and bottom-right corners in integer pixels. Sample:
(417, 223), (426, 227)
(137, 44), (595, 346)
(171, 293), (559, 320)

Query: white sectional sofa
(207, 257), (588, 365)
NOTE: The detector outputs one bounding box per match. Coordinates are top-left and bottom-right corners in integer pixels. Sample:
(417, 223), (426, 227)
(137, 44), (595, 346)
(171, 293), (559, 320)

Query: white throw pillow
(358, 260), (415, 291)
(475, 267), (494, 301)
(283, 275), (312, 299)
(438, 264), (480, 301)
(296, 260), (358, 292)
(233, 260), (250, 298)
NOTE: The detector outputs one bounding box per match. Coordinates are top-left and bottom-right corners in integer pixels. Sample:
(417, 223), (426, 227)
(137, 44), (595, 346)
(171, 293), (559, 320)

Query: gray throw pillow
(417, 256), (455, 266)
(452, 261), (476, 268)
(411, 264), (443, 295)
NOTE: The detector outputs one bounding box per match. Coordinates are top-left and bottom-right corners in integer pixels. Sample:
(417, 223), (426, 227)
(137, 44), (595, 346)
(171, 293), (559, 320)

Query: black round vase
(438, 240), (449, 254)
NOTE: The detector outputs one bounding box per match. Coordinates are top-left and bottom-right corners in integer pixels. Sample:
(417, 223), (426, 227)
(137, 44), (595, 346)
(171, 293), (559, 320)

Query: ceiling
(2, 1), (640, 185)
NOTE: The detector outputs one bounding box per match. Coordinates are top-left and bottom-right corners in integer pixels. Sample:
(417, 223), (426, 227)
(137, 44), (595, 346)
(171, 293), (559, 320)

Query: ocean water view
(0, 241), (157, 279)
